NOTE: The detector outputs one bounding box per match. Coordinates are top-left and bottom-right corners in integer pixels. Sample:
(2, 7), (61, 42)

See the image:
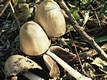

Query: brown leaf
(43, 54), (60, 79)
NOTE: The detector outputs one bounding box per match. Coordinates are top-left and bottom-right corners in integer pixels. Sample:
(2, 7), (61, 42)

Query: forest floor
(0, 0), (107, 80)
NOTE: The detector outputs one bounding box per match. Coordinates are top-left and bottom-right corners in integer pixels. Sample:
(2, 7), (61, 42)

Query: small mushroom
(35, 0), (66, 37)
(20, 21), (50, 55)
(4, 55), (44, 80)
(20, 21), (92, 80)
(15, 3), (30, 22)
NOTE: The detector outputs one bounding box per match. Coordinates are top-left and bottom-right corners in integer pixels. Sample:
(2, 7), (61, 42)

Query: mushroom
(20, 21), (50, 55)
(34, 0), (66, 37)
(20, 21), (92, 80)
(20, 21), (60, 78)
(4, 55), (44, 80)
(15, 3), (30, 22)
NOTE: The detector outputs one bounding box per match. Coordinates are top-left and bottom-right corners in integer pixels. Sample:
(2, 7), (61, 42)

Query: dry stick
(57, 0), (107, 60)
(9, 1), (20, 28)
(69, 32), (83, 71)
(72, 42), (83, 70)
(0, 0), (11, 17)
(69, 32), (83, 69)
(90, 5), (101, 28)
(9, 1), (15, 13)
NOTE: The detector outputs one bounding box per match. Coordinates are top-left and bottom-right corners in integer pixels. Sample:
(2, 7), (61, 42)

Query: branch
(0, 0), (11, 17)
(57, 0), (107, 60)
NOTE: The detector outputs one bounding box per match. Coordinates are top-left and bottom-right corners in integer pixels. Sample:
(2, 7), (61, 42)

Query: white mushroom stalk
(20, 21), (92, 80)
(4, 55), (44, 80)
(23, 72), (44, 80)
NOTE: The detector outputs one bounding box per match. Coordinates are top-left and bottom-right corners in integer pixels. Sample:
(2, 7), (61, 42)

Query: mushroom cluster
(4, 0), (92, 80)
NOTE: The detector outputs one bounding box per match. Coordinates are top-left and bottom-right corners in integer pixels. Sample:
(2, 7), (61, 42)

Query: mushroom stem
(23, 72), (44, 80)
(46, 50), (92, 80)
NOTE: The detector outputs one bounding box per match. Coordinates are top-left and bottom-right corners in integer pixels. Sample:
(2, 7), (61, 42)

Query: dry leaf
(43, 54), (60, 79)
(92, 58), (107, 74)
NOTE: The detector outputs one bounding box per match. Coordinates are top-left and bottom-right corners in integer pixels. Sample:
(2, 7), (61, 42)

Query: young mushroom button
(20, 21), (50, 56)
(35, 0), (66, 37)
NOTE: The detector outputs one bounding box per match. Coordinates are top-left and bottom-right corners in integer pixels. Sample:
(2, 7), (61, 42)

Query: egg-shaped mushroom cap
(20, 21), (51, 56)
(35, 0), (66, 37)
(4, 55), (42, 77)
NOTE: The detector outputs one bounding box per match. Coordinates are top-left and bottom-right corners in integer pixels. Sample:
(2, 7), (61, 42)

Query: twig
(9, 1), (20, 28)
(72, 42), (83, 70)
(57, 0), (107, 60)
(90, 5), (101, 28)
(0, 0), (11, 17)
(9, 1), (15, 13)
(69, 32), (83, 71)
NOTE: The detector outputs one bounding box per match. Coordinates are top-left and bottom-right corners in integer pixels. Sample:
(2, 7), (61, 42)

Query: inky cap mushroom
(4, 55), (42, 80)
(20, 21), (50, 56)
(35, 0), (66, 37)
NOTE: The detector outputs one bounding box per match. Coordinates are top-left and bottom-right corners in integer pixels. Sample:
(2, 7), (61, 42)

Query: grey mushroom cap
(20, 21), (50, 56)
(4, 55), (42, 77)
(35, 0), (66, 37)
